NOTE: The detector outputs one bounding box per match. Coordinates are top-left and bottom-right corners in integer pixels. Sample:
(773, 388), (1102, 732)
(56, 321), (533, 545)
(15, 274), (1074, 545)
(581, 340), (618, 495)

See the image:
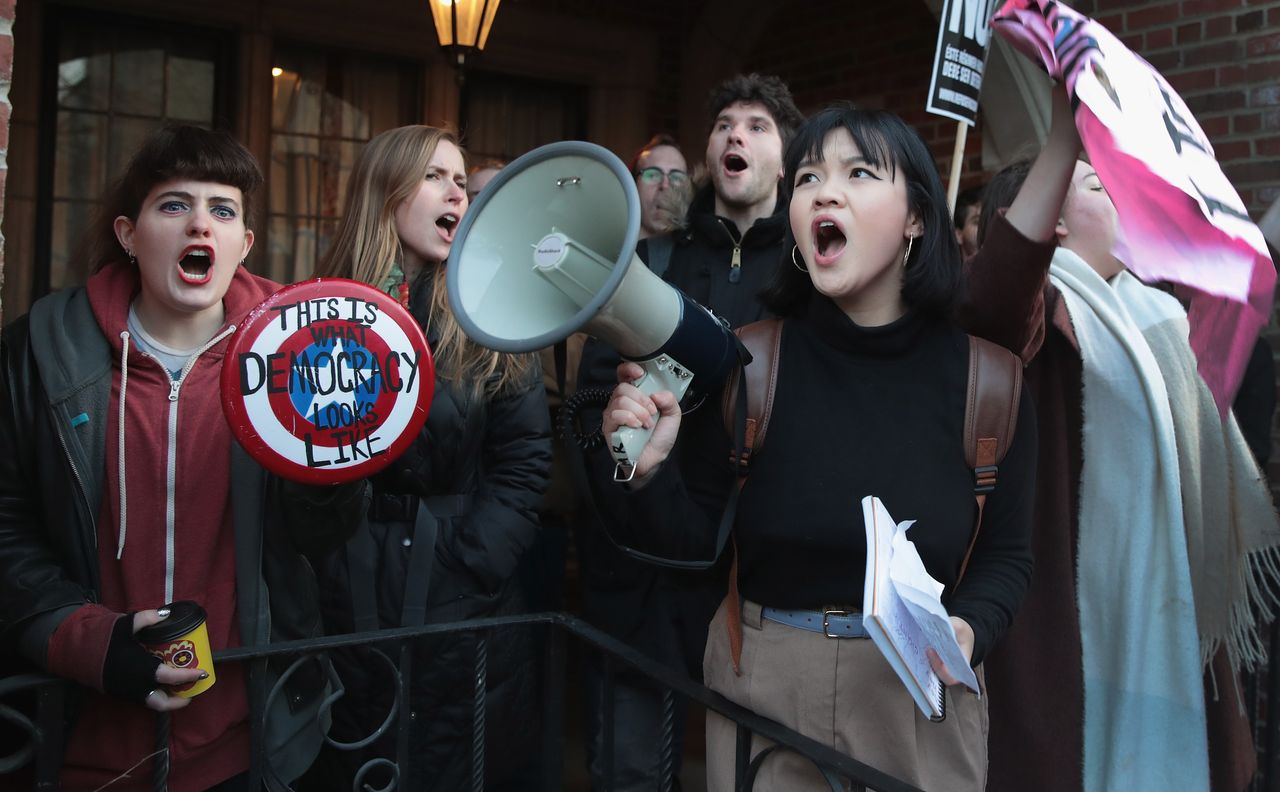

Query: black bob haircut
(761, 104), (962, 319)
(87, 125), (263, 273)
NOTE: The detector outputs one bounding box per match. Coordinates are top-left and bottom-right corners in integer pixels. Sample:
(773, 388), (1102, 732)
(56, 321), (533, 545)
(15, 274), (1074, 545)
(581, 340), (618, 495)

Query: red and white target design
(221, 279), (434, 484)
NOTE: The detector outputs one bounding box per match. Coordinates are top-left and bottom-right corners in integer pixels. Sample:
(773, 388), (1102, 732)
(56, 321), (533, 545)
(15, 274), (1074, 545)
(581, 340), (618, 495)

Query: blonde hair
(317, 125), (534, 397)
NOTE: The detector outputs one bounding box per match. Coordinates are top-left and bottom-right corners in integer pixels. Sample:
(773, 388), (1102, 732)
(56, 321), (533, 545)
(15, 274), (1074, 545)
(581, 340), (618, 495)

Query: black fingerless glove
(101, 615), (161, 704)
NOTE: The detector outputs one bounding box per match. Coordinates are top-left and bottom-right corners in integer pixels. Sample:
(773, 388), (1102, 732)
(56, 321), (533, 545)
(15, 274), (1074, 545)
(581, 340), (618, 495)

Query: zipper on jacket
(131, 325), (236, 603)
(53, 418), (99, 562)
(719, 220), (744, 284)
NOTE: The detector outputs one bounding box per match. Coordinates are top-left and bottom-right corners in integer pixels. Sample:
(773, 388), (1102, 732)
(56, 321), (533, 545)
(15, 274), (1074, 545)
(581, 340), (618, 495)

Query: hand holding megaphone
(603, 361), (684, 480)
(446, 141), (744, 481)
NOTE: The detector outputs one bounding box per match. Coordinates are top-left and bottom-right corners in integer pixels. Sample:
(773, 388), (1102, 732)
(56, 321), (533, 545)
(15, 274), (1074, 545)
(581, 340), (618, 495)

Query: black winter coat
(313, 277), (553, 790)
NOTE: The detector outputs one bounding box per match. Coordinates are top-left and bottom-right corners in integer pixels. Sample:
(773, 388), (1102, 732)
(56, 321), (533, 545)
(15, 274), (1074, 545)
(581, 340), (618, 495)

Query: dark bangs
(86, 124), (263, 273)
(118, 125), (264, 224)
(762, 105), (962, 319)
(785, 104), (900, 186)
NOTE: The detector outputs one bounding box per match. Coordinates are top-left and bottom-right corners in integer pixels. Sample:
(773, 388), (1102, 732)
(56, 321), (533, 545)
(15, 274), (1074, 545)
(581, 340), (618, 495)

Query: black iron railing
(0, 612), (929, 792)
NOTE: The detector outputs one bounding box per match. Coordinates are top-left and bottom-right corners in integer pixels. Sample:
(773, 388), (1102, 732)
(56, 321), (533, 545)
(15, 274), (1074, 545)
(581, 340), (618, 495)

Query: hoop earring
(127, 250), (137, 266)
(791, 244), (808, 272)
(903, 235), (914, 269)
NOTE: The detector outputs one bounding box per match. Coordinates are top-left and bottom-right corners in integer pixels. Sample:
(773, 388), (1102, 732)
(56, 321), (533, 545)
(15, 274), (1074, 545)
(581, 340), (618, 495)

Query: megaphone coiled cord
(559, 384), (711, 453)
(558, 386), (615, 451)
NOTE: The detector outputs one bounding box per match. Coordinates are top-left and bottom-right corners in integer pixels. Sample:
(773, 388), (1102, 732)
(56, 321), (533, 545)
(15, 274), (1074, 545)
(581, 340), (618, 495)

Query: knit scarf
(1114, 273), (1280, 677)
(1049, 247), (1280, 791)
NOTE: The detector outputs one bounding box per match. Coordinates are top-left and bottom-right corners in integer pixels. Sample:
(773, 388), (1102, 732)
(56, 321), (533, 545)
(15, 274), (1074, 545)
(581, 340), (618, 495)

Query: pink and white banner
(993, 0), (1275, 416)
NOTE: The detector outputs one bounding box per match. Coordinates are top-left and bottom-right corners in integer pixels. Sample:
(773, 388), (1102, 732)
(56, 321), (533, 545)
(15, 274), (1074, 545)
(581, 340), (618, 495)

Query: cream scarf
(1050, 247), (1280, 791)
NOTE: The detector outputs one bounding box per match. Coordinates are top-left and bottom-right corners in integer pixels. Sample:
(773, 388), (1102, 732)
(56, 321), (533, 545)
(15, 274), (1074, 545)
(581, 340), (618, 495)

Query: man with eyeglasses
(632, 134), (692, 240)
(575, 73), (804, 792)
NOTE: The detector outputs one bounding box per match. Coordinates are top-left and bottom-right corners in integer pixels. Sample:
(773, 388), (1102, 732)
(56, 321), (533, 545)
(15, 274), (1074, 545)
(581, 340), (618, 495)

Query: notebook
(860, 495), (979, 719)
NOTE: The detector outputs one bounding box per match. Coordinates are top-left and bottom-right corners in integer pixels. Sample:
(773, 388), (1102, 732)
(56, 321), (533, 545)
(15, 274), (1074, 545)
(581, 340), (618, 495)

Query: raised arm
(957, 84), (1080, 362)
(1005, 85), (1081, 241)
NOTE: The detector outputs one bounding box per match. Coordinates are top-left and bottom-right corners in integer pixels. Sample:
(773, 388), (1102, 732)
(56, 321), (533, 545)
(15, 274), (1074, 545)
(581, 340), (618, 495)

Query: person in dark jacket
(310, 125), (552, 791)
(0, 125), (364, 791)
(575, 73), (804, 791)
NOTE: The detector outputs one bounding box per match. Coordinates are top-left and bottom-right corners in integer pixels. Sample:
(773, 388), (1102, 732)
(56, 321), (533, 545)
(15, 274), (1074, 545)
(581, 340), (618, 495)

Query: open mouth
(436, 214), (459, 238)
(814, 220), (847, 261)
(178, 248), (214, 284)
(724, 154), (748, 173)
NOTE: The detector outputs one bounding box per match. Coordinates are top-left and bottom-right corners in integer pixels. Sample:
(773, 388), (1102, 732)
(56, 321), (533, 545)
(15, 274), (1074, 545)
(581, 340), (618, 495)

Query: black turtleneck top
(618, 294), (1037, 664)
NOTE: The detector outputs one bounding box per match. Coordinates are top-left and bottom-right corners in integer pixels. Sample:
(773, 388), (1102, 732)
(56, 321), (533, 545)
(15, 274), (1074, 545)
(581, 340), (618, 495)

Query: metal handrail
(0, 611), (929, 792)
(8, 613), (1278, 789)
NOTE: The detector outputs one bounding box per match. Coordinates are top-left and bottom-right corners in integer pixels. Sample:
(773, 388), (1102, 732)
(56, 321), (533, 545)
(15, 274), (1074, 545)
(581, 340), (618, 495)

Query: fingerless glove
(101, 615), (162, 704)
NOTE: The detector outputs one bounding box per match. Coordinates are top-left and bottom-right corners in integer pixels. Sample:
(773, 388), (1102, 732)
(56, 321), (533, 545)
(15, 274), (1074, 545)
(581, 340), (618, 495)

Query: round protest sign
(221, 278), (434, 485)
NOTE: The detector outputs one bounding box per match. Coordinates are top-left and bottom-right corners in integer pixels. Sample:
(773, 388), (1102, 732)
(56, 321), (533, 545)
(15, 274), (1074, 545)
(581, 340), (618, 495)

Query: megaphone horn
(446, 141), (742, 479)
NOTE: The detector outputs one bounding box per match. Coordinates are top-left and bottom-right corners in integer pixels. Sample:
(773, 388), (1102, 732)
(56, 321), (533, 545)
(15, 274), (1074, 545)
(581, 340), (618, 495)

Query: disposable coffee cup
(136, 600), (216, 698)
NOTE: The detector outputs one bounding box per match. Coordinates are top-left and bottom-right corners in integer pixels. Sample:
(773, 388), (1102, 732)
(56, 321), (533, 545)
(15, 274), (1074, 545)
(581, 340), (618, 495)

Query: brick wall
(0, 0), (12, 329)
(739, 0), (988, 191)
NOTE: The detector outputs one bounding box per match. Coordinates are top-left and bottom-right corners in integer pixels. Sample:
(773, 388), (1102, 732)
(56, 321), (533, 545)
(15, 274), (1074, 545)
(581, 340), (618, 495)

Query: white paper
(861, 496), (943, 717)
(889, 528), (980, 693)
(861, 496), (981, 719)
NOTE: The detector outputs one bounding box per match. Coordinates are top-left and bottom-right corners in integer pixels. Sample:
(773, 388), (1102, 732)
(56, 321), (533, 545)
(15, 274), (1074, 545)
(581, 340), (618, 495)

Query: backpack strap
(718, 319), (783, 674)
(956, 334), (1023, 588)
(721, 319), (784, 472)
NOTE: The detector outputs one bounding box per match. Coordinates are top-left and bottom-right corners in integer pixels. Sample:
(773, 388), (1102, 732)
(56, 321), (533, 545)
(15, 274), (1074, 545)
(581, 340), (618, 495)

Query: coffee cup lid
(135, 600), (207, 645)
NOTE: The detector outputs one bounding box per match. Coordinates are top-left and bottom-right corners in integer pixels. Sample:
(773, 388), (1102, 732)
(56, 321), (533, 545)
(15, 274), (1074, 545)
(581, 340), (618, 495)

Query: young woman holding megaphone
(307, 125), (552, 790)
(601, 106), (1045, 791)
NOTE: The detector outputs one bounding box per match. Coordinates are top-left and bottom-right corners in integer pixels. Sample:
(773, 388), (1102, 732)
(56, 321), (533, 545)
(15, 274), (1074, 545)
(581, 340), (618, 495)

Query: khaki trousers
(703, 599), (988, 792)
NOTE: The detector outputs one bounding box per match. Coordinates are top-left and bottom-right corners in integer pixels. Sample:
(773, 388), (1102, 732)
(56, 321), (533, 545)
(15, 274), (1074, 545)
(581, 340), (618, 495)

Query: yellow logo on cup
(137, 601), (216, 698)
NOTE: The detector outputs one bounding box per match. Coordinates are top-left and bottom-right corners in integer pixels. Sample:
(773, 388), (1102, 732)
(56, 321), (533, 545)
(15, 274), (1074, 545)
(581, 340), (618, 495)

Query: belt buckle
(822, 606), (848, 639)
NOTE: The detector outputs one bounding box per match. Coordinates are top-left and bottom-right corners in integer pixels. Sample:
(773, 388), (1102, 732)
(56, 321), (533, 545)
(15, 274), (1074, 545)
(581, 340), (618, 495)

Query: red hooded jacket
(45, 260), (278, 792)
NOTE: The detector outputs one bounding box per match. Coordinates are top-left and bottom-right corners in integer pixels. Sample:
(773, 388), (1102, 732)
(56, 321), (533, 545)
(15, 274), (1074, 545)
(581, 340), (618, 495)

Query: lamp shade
(429, 0), (503, 51)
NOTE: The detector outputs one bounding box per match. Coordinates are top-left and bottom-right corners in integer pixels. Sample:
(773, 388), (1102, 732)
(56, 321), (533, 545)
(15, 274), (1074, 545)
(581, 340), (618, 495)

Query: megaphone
(446, 141), (741, 479)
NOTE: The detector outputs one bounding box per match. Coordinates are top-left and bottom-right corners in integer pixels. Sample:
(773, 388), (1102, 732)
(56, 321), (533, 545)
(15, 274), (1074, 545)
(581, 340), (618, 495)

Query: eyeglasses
(637, 167), (689, 187)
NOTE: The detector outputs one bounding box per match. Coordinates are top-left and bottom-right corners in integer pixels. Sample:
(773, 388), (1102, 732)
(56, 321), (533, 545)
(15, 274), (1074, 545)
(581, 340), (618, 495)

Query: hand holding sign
(992, 0), (1276, 415)
(221, 279), (434, 484)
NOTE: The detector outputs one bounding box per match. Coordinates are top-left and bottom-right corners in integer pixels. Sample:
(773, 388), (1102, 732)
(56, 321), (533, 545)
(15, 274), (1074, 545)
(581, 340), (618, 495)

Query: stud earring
(791, 244), (808, 272)
(903, 236), (914, 268)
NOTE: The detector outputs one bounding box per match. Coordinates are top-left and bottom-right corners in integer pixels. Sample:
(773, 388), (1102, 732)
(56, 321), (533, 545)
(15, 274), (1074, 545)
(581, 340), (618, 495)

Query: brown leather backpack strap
(720, 318), (783, 674)
(722, 319), (784, 471)
(956, 335), (1023, 588)
(725, 540), (744, 675)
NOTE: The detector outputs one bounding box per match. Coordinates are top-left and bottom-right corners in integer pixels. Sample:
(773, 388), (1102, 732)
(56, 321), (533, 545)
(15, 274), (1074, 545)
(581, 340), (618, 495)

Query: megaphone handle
(609, 355), (694, 482)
